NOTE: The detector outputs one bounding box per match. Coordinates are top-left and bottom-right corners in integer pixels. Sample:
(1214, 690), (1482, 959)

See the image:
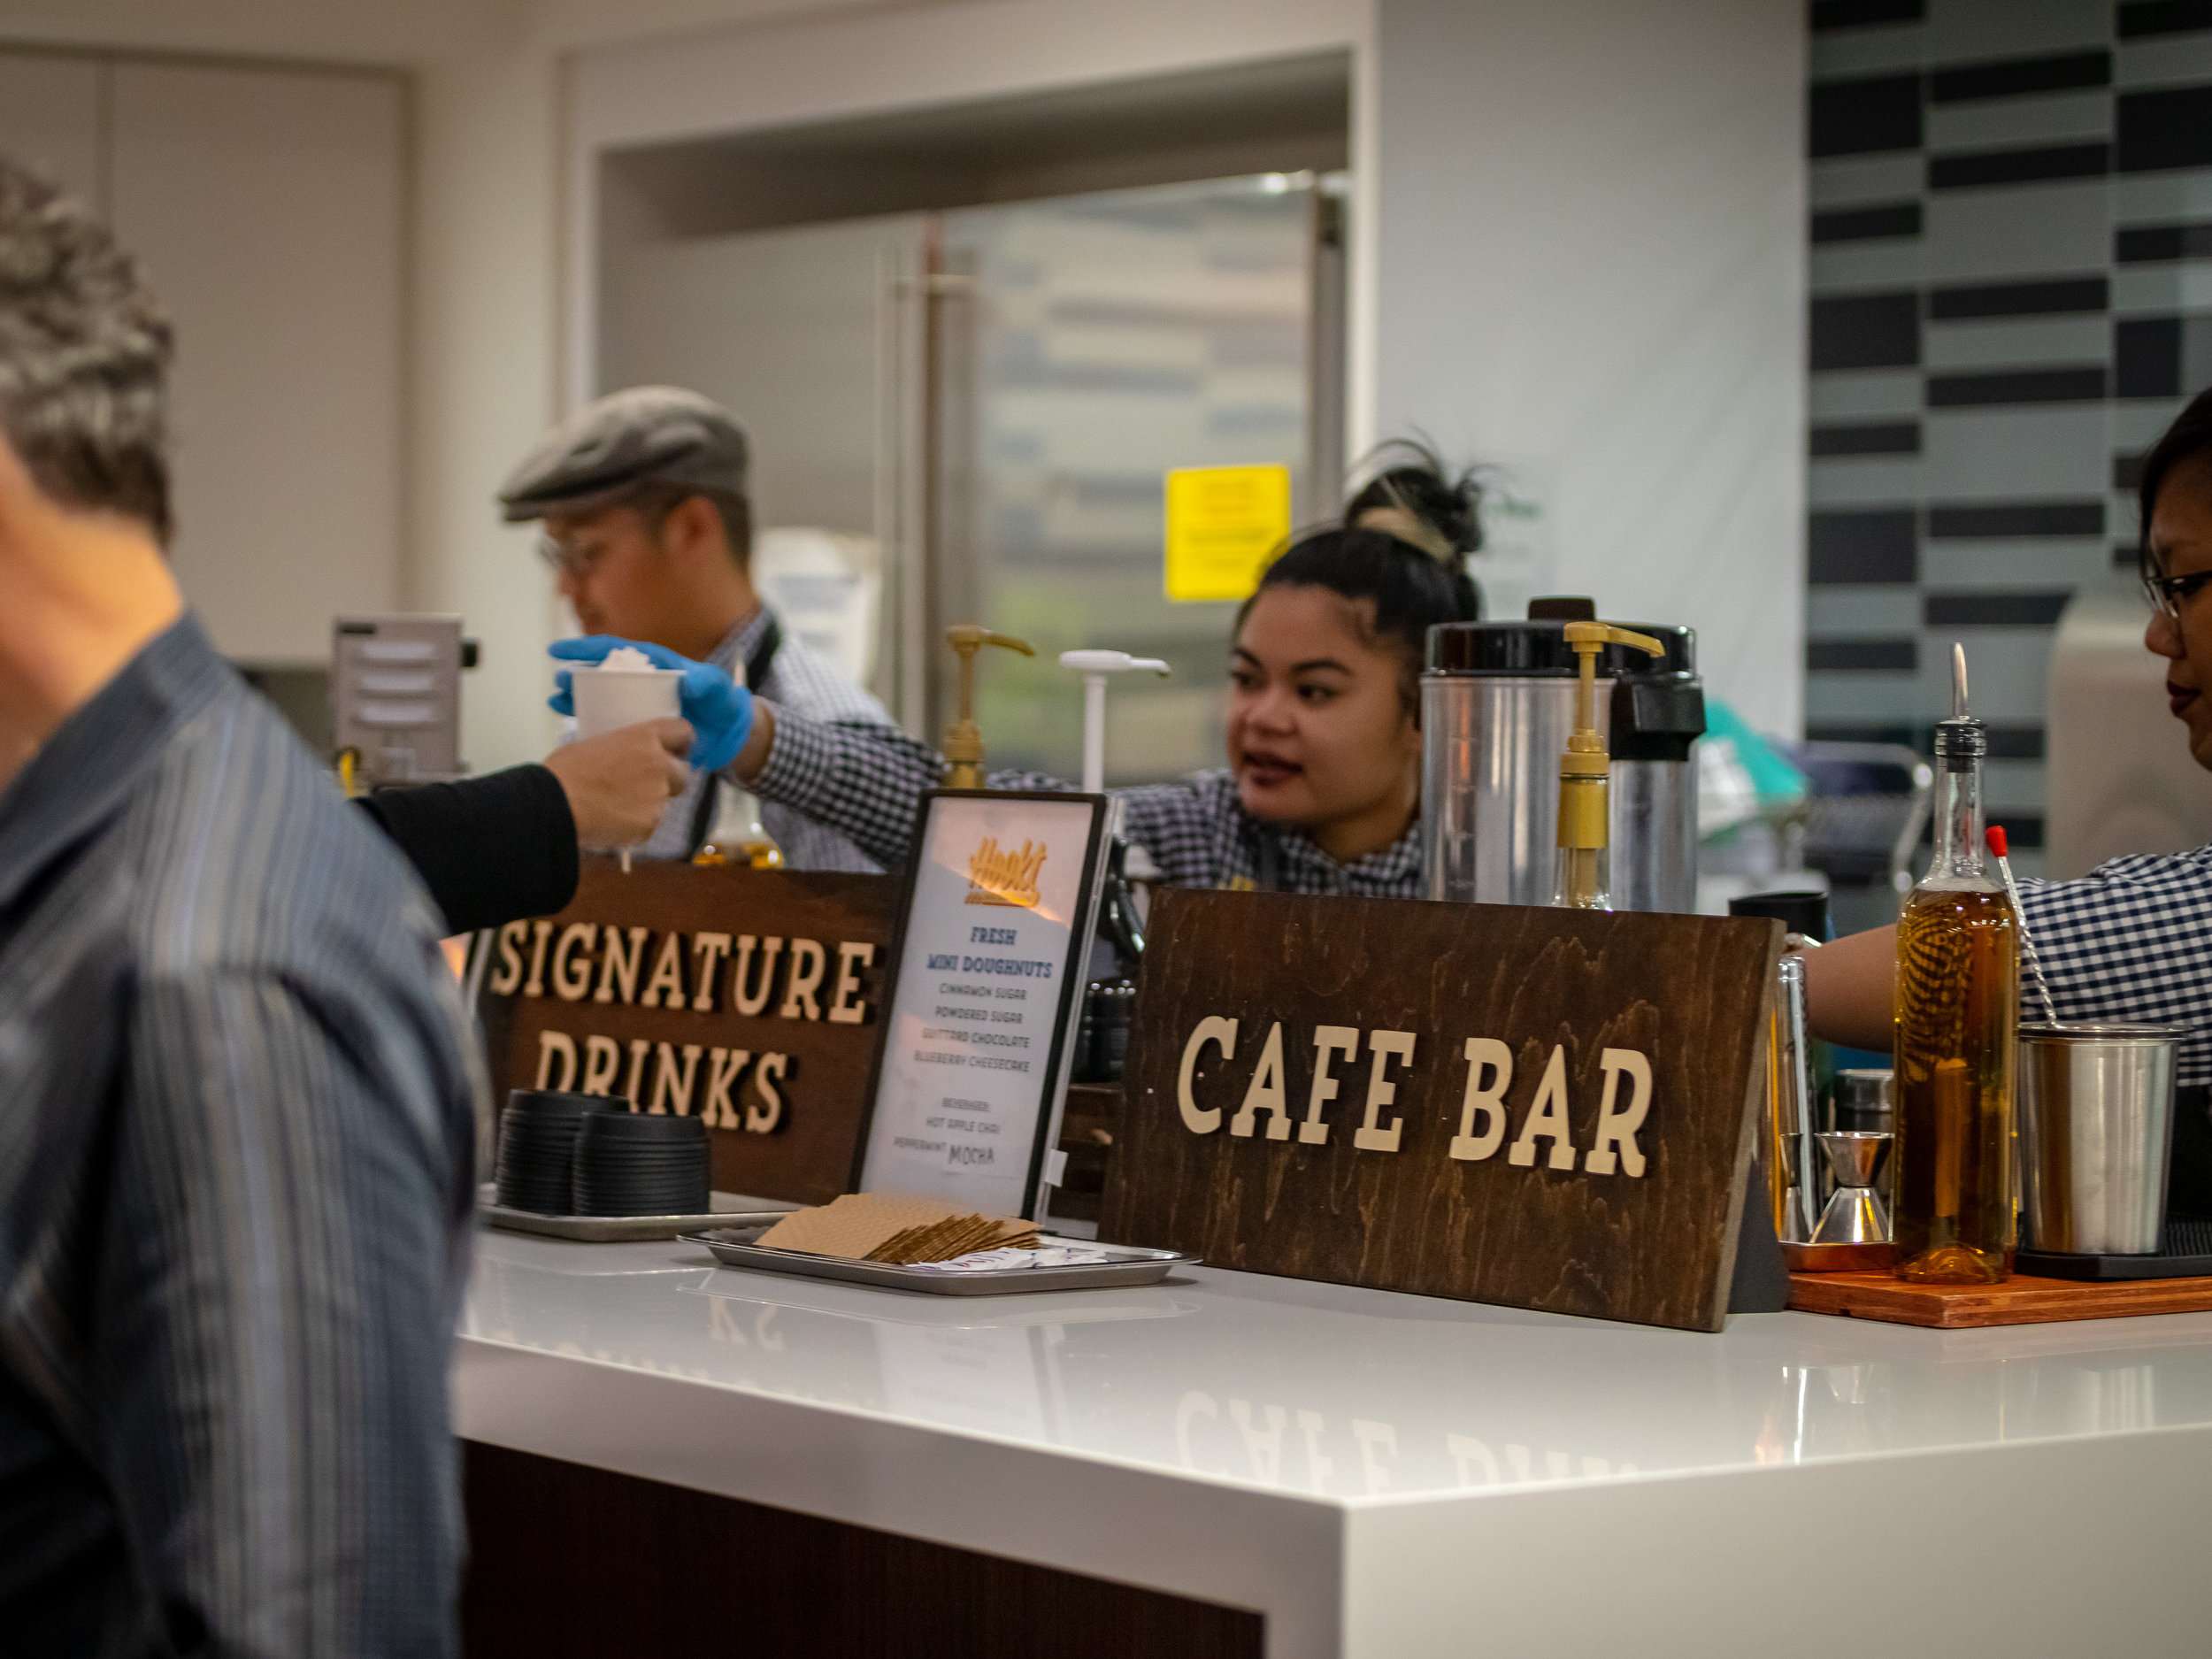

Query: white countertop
(456, 1227), (2212, 1657)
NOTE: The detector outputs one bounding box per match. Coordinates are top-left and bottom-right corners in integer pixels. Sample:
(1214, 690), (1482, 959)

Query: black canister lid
(1728, 889), (1832, 941)
(1425, 618), (1698, 680)
(1612, 680), (1707, 761)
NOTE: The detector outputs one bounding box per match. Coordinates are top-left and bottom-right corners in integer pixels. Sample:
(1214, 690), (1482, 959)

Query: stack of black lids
(572, 1110), (711, 1217)
(493, 1090), (616, 1216)
(1729, 889), (1833, 942)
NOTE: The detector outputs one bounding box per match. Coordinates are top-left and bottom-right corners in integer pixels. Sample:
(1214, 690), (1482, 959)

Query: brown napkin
(756, 1192), (1036, 1265)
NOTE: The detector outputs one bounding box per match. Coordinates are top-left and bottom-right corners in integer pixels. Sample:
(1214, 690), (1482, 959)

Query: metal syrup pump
(1552, 620), (1664, 910)
(941, 625), (1034, 788)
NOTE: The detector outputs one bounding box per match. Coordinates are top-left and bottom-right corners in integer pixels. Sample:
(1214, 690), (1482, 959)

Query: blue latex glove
(548, 635), (754, 774)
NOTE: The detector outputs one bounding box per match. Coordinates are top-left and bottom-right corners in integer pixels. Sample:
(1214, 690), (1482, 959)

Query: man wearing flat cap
(503, 386), (894, 872)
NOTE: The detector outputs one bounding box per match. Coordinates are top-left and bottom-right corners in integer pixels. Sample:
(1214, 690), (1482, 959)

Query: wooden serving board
(1789, 1270), (2212, 1329)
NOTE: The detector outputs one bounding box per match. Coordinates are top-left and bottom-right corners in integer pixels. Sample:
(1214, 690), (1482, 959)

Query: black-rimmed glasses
(2144, 566), (2212, 617)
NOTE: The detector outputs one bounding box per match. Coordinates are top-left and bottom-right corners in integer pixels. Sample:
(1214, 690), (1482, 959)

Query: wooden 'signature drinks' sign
(1100, 890), (1783, 1333)
(478, 857), (900, 1205)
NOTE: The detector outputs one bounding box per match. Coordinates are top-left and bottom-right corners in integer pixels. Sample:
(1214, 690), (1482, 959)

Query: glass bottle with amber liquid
(1892, 651), (2017, 1284)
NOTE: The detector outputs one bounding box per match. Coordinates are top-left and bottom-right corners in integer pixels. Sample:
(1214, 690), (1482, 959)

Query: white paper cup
(568, 664), (682, 738)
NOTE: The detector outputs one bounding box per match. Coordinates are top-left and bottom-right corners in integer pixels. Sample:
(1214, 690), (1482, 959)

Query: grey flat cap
(498, 386), (749, 521)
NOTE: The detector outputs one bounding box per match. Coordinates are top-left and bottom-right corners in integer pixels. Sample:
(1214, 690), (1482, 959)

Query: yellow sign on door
(1163, 465), (1293, 602)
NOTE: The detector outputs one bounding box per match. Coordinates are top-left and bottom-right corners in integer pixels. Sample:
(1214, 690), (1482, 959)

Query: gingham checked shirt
(2018, 849), (2212, 1086)
(636, 608), (891, 872)
(751, 703), (1424, 896)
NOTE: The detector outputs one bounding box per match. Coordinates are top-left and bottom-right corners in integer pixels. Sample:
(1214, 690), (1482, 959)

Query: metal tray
(681, 1227), (1198, 1295)
(479, 1187), (799, 1243)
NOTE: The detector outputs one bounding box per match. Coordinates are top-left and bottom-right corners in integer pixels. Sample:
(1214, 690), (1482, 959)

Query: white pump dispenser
(1058, 649), (1171, 792)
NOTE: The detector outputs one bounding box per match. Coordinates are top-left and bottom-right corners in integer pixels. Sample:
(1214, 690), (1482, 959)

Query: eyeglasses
(535, 535), (605, 578)
(2143, 566), (2212, 617)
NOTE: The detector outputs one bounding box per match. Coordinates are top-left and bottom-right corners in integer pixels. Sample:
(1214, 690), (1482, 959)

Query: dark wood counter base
(462, 1440), (1263, 1658)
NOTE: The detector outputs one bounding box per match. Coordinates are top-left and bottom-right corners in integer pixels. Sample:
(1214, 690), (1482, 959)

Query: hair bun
(1343, 441), (1482, 563)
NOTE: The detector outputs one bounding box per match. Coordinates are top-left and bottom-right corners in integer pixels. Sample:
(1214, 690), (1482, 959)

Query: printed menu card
(858, 792), (1109, 1217)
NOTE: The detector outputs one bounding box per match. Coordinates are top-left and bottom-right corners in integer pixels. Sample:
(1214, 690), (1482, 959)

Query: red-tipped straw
(1985, 825), (2058, 1025)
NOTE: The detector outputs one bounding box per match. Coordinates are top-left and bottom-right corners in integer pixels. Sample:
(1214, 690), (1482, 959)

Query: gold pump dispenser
(1551, 621), (1664, 910)
(941, 625), (1035, 788)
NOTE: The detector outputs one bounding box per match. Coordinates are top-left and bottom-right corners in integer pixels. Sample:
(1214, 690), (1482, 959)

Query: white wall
(0, 46), (408, 666)
(565, 0), (1376, 419)
(113, 62), (407, 663)
(405, 49), (567, 772)
(1374, 0), (1807, 735)
(407, 0), (911, 769)
(0, 0), (1809, 763)
(572, 0), (1807, 738)
(0, 51), (101, 201)
(0, 0), (897, 771)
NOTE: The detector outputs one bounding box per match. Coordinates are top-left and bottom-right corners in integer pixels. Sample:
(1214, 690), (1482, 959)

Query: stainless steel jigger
(1779, 1133), (1812, 1243)
(1811, 1131), (1893, 1246)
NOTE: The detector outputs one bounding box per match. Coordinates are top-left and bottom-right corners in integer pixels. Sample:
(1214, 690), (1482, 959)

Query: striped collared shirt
(752, 704), (1424, 896)
(0, 616), (483, 1655)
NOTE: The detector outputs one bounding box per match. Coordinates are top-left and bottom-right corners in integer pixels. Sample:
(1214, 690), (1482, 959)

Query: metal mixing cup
(2017, 1024), (2185, 1255)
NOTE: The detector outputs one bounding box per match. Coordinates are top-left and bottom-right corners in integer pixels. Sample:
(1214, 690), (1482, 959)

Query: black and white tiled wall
(1807, 0), (2212, 860)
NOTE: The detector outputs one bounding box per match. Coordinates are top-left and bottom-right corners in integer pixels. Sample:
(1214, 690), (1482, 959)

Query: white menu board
(859, 791), (1110, 1218)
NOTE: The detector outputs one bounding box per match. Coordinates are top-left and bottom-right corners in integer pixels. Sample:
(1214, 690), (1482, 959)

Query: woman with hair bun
(1342, 440), (1486, 570)
(692, 448), (1487, 896)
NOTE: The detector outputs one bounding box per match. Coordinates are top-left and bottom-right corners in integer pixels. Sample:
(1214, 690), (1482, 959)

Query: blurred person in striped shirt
(0, 157), (482, 1655)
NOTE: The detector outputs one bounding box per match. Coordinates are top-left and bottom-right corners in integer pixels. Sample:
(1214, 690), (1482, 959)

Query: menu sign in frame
(853, 789), (1114, 1220)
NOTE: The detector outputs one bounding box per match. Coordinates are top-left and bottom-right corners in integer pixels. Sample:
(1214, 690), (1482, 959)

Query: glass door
(927, 174), (1340, 783)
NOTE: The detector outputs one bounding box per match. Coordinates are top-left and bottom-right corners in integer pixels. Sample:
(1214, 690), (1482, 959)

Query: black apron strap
(744, 615), (783, 691)
(687, 615), (784, 856)
(686, 772), (719, 857)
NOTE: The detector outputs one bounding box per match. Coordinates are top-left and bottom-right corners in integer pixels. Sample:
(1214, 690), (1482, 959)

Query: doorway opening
(595, 52), (1350, 781)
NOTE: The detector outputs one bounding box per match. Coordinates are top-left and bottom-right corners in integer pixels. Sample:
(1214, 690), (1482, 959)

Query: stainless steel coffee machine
(1420, 601), (1704, 912)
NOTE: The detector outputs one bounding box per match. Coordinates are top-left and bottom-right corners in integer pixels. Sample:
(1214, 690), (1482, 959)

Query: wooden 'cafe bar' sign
(1102, 889), (1785, 1333)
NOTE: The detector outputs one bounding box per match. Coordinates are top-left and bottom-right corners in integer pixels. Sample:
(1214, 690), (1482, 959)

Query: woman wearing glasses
(1808, 385), (2212, 1217)
(2140, 393), (2212, 760)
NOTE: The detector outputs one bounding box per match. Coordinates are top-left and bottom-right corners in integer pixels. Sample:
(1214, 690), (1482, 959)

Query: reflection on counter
(460, 1232), (2212, 1504)
(1170, 1387), (1639, 1495)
